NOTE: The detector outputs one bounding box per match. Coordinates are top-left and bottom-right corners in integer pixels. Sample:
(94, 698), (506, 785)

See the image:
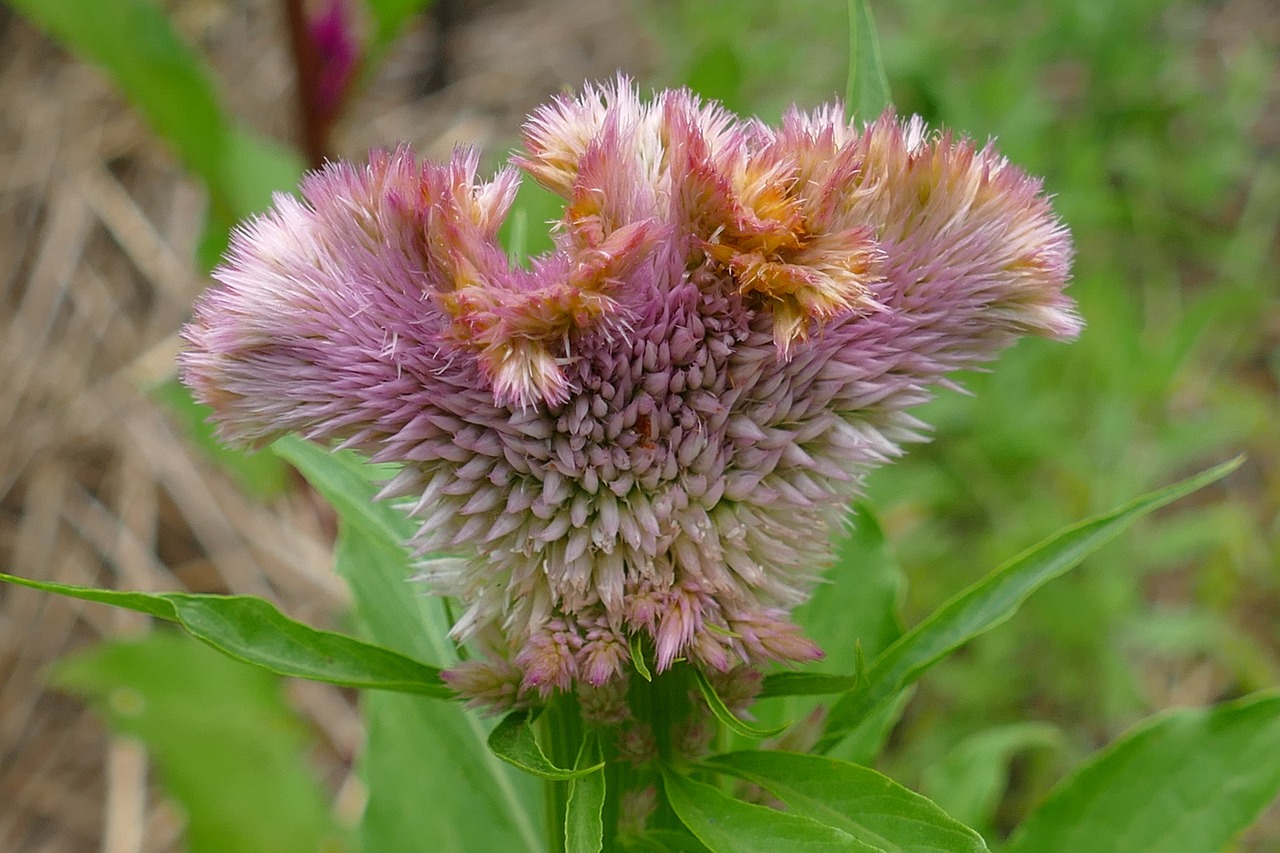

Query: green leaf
(8, 0), (302, 221)
(505, 206), (530, 266)
(218, 124), (305, 217)
(920, 722), (1063, 833)
(627, 829), (714, 852)
(845, 0), (891, 119)
(0, 571), (449, 696)
(273, 436), (415, 546)
(797, 505), (904, 671)
(488, 710), (604, 781)
(759, 672), (858, 698)
(825, 688), (915, 768)
(693, 668), (787, 739)
(153, 380), (289, 498)
(335, 523), (543, 852)
(704, 751), (988, 853)
(285, 433), (543, 853)
(0, 572), (176, 619)
(818, 458), (1242, 752)
(566, 736), (606, 853)
(53, 632), (345, 853)
(164, 595), (448, 694)
(660, 766), (873, 852)
(1004, 692), (1280, 853)
(196, 128), (302, 273)
(631, 634), (654, 682)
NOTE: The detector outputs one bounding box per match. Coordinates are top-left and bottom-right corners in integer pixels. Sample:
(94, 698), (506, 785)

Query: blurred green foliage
(54, 632), (346, 853)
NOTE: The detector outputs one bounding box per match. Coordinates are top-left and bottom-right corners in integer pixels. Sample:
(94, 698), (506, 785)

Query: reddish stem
(284, 0), (328, 169)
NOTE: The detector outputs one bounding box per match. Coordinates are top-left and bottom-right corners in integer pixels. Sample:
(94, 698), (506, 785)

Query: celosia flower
(181, 78), (1078, 712)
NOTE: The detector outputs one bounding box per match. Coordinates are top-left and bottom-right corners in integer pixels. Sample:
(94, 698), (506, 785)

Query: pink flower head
(181, 77), (1079, 710)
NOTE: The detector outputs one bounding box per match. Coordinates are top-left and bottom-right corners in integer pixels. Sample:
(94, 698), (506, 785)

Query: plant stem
(540, 693), (583, 853)
(650, 663), (694, 762)
(283, 0), (327, 168)
(543, 655), (703, 846)
(627, 661), (696, 832)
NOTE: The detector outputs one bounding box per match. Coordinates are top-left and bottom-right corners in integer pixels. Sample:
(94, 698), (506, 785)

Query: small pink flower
(514, 618), (583, 697)
(441, 656), (527, 712)
(182, 77), (1078, 711)
(578, 615), (629, 687)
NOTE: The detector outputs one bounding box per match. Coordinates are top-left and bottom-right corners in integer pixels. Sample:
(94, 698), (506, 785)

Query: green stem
(545, 650), (708, 846)
(627, 661), (697, 832)
(651, 664), (693, 762)
(540, 693), (584, 853)
(543, 776), (563, 853)
(601, 748), (622, 851)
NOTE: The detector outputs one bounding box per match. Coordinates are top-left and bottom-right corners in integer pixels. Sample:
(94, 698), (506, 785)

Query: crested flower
(181, 77), (1079, 712)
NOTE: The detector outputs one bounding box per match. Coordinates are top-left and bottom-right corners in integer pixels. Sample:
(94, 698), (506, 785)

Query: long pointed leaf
(627, 830), (714, 853)
(760, 672), (859, 699)
(769, 504), (904, 765)
(796, 505), (904, 675)
(273, 436), (415, 545)
(845, 0), (891, 119)
(335, 522), (544, 852)
(703, 751), (987, 853)
(0, 572), (448, 696)
(818, 457), (1241, 752)
(631, 634), (654, 682)
(660, 767), (872, 852)
(693, 668), (788, 739)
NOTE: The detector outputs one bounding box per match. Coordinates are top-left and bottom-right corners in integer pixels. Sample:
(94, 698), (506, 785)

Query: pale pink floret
(517, 76), (661, 197)
(181, 80), (1079, 711)
(514, 618), (583, 697)
(441, 656), (527, 712)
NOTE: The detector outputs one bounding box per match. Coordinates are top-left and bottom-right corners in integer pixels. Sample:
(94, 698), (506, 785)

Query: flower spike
(182, 80), (1078, 713)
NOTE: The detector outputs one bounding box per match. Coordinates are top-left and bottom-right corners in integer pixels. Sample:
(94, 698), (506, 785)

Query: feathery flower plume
(181, 77), (1079, 712)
